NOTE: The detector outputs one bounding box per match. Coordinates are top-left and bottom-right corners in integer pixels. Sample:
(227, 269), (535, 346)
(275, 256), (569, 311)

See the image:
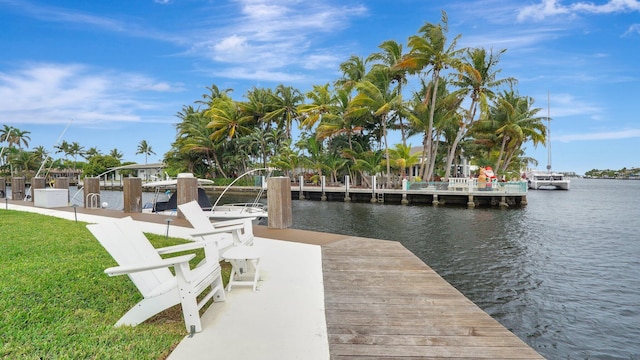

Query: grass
(0, 210), (230, 359)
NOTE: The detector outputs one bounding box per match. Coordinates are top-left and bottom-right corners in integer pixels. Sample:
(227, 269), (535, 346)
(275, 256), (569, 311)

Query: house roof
(109, 162), (165, 171)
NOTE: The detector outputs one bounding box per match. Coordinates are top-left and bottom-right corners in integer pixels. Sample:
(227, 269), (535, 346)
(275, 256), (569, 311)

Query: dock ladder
(86, 193), (101, 209)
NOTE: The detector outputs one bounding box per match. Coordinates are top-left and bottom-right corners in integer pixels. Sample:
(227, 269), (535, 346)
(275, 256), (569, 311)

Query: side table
(222, 246), (262, 292)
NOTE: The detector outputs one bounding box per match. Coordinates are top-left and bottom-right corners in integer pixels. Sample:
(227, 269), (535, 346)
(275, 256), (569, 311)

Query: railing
(407, 179), (528, 194)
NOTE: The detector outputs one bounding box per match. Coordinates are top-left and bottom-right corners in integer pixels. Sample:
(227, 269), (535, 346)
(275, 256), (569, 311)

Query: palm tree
(54, 140), (72, 166)
(196, 84), (233, 108)
(367, 40), (410, 145)
(239, 87), (276, 133)
(205, 98), (254, 141)
(351, 148), (384, 187)
(31, 145), (48, 164)
(1, 126), (31, 149)
(265, 84), (304, 139)
(324, 153), (348, 184)
(85, 147), (101, 160)
(136, 140), (155, 164)
(350, 69), (403, 185)
(298, 84), (335, 130)
(269, 140), (300, 180)
(175, 106), (218, 176)
(445, 47), (515, 179)
(389, 143), (420, 181)
(10, 150), (31, 176)
(296, 135), (327, 179)
(0, 125), (13, 144)
(109, 148), (123, 160)
(315, 87), (363, 152)
(487, 90), (546, 173)
(335, 55), (368, 90)
(67, 141), (86, 169)
(401, 11), (464, 181)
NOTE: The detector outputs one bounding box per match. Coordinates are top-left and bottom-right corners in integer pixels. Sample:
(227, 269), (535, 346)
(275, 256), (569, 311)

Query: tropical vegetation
(1, 12), (551, 185)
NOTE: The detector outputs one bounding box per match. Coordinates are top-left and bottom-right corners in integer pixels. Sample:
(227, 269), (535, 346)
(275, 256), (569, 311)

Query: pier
(292, 181), (528, 208)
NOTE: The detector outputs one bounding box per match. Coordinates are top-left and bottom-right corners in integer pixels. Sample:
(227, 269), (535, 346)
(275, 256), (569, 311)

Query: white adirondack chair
(178, 200), (254, 254)
(87, 216), (225, 335)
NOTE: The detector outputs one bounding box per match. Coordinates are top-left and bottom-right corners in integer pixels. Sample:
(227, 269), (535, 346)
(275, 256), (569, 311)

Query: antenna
(546, 91), (552, 173)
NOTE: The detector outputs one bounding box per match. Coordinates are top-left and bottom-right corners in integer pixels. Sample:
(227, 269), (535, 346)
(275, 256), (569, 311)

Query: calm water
(60, 180), (640, 358)
(288, 178), (640, 359)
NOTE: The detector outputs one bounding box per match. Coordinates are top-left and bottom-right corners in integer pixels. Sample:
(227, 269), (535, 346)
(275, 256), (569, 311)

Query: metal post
(165, 218), (173, 240)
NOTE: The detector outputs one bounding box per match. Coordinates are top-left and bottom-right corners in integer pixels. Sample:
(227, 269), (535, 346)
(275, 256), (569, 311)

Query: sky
(1, 0), (639, 175)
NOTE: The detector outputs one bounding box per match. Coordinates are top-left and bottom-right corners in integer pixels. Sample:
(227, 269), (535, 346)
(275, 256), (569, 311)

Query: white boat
(209, 202), (268, 220)
(526, 92), (570, 191)
(208, 168), (272, 221)
(142, 173), (214, 214)
(526, 170), (570, 190)
(142, 170), (272, 220)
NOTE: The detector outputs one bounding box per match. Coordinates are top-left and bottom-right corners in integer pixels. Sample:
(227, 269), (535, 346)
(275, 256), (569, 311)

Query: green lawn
(0, 209), (227, 359)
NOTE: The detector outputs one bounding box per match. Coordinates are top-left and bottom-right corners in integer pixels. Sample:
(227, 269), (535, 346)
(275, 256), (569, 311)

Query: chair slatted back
(178, 200), (214, 233)
(87, 217), (174, 297)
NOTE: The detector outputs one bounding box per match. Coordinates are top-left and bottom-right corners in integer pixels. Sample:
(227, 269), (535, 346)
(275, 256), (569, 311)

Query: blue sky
(1, 0), (639, 175)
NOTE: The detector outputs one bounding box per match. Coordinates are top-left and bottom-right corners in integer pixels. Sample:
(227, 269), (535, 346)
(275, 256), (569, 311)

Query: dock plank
(322, 237), (543, 359)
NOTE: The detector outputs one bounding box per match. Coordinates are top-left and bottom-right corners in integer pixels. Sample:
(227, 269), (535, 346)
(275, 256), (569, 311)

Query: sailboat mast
(547, 91), (552, 173)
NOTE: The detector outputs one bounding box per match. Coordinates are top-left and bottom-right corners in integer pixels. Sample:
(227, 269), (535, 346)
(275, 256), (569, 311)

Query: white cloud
(5, 1), (368, 85)
(0, 63), (180, 126)
(623, 23), (640, 36)
(518, 0), (640, 22)
(556, 128), (640, 142)
(190, 0), (368, 78)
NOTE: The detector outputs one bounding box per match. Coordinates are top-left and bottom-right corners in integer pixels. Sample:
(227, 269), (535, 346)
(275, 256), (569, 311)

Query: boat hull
(209, 204), (268, 220)
(526, 171), (570, 190)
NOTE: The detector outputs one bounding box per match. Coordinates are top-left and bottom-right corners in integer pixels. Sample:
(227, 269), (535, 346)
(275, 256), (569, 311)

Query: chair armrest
(104, 254), (195, 276)
(191, 224), (244, 238)
(156, 241), (206, 255)
(207, 218), (247, 227)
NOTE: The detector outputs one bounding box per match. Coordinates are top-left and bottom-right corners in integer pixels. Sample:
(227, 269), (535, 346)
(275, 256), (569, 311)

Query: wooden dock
(253, 225), (543, 359)
(320, 237), (543, 359)
(292, 185), (528, 208)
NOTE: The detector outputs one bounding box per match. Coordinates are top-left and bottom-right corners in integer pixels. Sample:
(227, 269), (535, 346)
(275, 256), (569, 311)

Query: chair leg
(213, 276), (226, 302)
(227, 257), (261, 292)
(115, 290), (180, 327)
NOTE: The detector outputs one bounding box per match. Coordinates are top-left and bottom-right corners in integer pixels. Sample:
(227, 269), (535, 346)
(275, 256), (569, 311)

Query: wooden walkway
(321, 237), (543, 359)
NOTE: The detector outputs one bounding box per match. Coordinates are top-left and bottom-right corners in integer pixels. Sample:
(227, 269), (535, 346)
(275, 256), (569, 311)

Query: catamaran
(526, 92), (570, 190)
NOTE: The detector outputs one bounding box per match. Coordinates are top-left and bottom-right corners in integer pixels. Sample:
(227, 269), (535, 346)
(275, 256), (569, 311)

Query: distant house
(108, 162), (166, 182)
(49, 168), (83, 184)
(408, 146), (473, 179)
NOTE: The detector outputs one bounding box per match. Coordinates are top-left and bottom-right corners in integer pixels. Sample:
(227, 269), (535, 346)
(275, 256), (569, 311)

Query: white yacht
(526, 93), (570, 190)
(526, 170), (570, 190)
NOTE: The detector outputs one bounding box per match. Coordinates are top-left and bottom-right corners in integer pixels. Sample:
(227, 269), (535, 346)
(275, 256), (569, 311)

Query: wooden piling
(123, 177), (142, 213)
(83, 177), (101, 208)
(0, 178), (5, 198)
(11, 177), (25, 201)
(267, 177), (292, 229)
(177, 173), (198, 219)
(54, 177), (70, 201)
(32, 177), (46, 203)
